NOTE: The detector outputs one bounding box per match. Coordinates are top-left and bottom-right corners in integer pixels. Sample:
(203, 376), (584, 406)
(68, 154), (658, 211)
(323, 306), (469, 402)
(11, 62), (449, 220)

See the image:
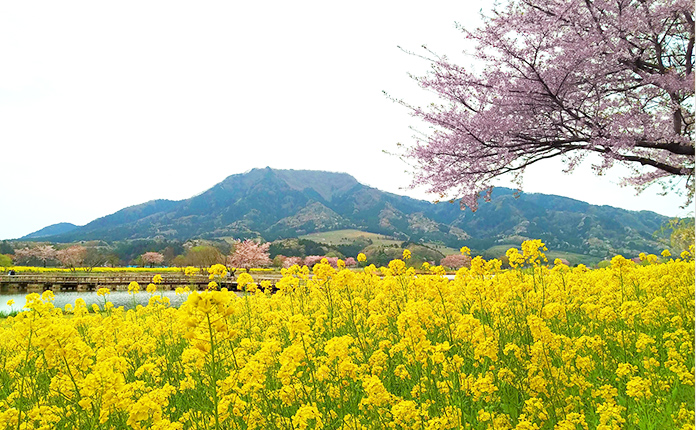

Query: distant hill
(26, 167), (671, 258)
(20, 222), (78, 240)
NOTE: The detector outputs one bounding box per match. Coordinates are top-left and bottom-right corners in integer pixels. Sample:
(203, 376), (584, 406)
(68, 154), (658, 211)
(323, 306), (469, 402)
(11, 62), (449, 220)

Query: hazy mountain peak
(271, 168), (359, 201)
(20, 222), (78, 240)
(219, 167), (359, 202)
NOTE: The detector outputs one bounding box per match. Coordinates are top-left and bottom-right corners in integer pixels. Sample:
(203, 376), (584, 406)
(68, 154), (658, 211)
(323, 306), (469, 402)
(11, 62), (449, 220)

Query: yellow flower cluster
(183, 266), (200, 277)
(4, 266), (183, 273)
(208, 264), (227, 279)
(0, 240), (693, 430)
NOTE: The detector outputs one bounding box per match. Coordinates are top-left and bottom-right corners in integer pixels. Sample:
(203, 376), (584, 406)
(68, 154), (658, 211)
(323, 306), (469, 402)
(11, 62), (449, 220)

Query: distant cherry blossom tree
(440, 254), (471, 270)
(227, 240), (272, 270)
(13, 247), (35, 265)
(324, 257), (340, 268)
(344, 257), (357, 267)
(282, 256), (304, 268)
(303, 255), (325, 268)
(302, 256), (344, 268)
(401, 0), (694, 209)
(14, 245), (57, 267)
(56, 245), (87, 271)
(141, 251), (165, 267)
(35, 245), (58, 267)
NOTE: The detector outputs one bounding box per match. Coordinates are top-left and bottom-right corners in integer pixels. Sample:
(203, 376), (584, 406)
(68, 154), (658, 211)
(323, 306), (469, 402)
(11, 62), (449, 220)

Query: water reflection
(1, 276), (456, 314)
(0, 290), (215, 313)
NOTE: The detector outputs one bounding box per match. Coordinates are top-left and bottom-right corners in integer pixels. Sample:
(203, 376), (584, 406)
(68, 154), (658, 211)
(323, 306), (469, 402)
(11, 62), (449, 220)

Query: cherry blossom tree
(56, 245), (87, 271)
(227, 240), (272, 270)
(14, 245), (57, 267)
(35, 245), (58, 267)
(344, 257), (357, 267)
(141, 251), (165, 267)
(12, 247), (35, 265)
(402, 0), (694, 210)
(282, 256), (304, 268)
(303, 255), (325, 268)
(440, 254), (472, 269)
(324, 257), (340, 268)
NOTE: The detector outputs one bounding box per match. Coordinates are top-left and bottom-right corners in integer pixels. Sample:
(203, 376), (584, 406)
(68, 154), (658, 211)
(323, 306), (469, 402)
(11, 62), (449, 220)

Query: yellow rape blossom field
(0, 240), (693, 429)
(4, 267), (186, 273)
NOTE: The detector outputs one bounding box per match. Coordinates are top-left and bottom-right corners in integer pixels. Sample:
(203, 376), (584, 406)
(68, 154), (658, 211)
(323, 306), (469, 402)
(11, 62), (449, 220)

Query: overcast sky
(0, 0), (691, 241)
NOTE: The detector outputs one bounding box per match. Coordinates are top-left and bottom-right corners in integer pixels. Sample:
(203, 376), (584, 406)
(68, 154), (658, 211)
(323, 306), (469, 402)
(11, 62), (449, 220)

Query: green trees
(0, 254), (12, 268)
(668, 218), (695, 253)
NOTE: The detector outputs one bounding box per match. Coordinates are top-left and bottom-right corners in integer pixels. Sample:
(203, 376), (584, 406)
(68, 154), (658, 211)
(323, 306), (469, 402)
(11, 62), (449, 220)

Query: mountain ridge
(20, 167), (671, 258)
(20, 222), (79, 240)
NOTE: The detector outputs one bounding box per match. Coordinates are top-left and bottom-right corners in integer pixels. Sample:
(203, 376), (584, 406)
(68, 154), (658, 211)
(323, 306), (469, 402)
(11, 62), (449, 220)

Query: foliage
(269, 239), (337, 259)
(227, 240), (272, 270)
(295, 239), (324, 257)
(176, 246), (227, 268)
(0, 241), (13, 255)
(0, 254), (12, 268)
(108, 240), (182, 267)
(667, 217), (695, 252)
(81, 247), (110, 271)
(0, 240), (692, 429)
(401, 0), (695, 209)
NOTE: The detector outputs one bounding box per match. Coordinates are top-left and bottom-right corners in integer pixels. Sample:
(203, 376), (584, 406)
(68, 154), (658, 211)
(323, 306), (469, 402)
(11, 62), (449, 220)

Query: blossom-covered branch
(402, 0), (694, 210)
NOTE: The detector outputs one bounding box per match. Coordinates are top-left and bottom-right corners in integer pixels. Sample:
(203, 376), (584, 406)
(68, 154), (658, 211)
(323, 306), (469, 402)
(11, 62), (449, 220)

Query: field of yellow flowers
(0, 241), (693, 429)
(2, 267), (276, 274)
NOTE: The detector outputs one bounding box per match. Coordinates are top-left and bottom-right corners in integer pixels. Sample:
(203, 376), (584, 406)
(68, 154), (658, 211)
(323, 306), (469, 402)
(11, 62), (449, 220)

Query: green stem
(206, 313), (221, 430)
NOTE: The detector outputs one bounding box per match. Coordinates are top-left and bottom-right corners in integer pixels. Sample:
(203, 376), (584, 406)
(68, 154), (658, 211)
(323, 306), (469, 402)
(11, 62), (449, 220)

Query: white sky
(0, 0), (692, 240)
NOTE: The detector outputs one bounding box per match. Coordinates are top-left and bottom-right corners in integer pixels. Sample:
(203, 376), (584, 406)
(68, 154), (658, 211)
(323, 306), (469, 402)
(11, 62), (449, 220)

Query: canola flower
(208, 264), (228, 279)
(206, 265), (228, 292)
(4, 266), (185, 274)
(0, 240), (693, 430)
(2, 266), (277, 275)
(184, 266), (201, 277)
(127, 281), (140, 294)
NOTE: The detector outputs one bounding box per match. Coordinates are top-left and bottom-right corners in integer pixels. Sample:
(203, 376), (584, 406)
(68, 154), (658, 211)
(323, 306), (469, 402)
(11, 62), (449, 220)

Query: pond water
(0, 290), (215, 313)
(1, 276), (457, 314)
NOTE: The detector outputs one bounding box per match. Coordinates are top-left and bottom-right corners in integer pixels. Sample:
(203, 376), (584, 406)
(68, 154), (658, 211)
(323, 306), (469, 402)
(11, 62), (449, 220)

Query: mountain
(27, 167), (671, 258)
(20, 222), (78, 239)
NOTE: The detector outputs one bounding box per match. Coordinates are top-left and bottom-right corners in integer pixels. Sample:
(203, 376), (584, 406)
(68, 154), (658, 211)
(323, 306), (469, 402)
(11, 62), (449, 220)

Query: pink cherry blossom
(401, 0), (694, 210)
(228, 240), (272, 270)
